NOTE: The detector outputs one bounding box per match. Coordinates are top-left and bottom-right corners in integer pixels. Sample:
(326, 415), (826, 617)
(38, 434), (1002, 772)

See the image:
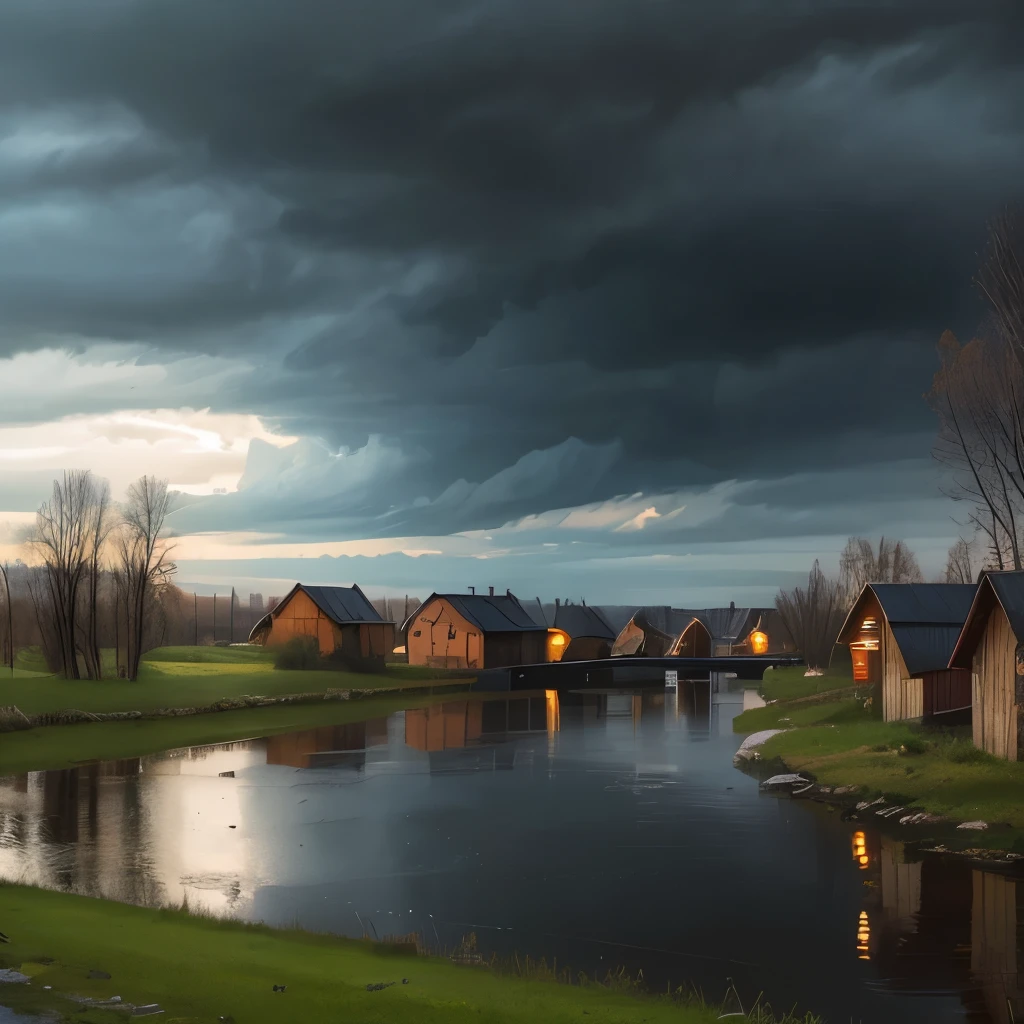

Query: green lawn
(0, 885), (729, 1024)
(0, 692), (458, 775)
(758, 664), (858, 703)
(0, 645), (469, 718)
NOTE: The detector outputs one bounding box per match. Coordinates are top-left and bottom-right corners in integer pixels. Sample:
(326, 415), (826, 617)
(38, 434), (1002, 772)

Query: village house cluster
(838, 572), (1024, 761)
(248, 583), (794, 672)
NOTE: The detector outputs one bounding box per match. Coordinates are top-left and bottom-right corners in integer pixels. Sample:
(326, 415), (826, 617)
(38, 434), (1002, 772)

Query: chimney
(469, 586), (475, 595)
(730, 601), (735, 610)
(555, 597), (561, 608)
(489, 586), (495, 597)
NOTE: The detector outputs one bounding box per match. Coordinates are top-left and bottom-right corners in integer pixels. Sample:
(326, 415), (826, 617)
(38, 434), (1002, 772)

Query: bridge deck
(474, 654), (804, 691)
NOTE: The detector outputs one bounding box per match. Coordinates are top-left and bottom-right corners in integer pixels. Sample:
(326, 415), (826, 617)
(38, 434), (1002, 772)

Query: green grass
(0, 646), (470, 718)
(0, 694), (453, 775)
(0, 885), (728, 1024)
(757, 664), (857, 703)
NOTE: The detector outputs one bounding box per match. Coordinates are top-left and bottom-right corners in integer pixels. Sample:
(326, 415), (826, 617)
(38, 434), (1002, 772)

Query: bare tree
(29, 471), (100, 678)
(79, 479), (113, 680)
(944, 535), (984, 584)
(838, 536), (924, 608)
(117, 477), (176, 681)
(927, 331), (1024, 569)
(976, 205), (1024, 369)
(0, 561), (12, 674)
(775, 561), (845, 672)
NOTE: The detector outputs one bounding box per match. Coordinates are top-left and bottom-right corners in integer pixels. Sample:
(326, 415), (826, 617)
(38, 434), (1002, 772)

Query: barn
(402, 590), (548, 669)
(837, 583), (976, 723)
(248, 583), (395, 668)
(548, 601), (617, 662)
(948, 570), (1024, 761)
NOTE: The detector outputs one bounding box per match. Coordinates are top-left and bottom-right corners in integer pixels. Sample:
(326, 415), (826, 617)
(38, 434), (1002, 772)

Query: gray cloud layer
(1, 0), (1021, 547)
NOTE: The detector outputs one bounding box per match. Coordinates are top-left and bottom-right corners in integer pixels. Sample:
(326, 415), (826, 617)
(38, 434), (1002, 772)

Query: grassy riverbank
(735, 668), (1024, 842)
(0, 691), (459, 775)
(0, 645), (467, 718)
(0, 886), (745, 1024)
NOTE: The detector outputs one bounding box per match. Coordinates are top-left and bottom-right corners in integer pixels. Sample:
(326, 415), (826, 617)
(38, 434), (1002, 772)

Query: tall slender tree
(116, 477), (175, 680)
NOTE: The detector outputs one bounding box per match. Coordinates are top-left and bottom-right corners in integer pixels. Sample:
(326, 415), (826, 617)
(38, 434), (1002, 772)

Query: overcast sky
(1, 0), (1021, 604)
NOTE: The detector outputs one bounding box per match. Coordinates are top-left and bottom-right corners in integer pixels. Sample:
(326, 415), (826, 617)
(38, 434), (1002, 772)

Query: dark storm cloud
(1, 0), (1022, 533)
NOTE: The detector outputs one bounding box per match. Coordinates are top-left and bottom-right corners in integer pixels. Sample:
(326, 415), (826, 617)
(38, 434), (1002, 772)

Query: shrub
(273, 636), (321, 670)
(899, 736), (928, 755)
(944, 738), (994, 764)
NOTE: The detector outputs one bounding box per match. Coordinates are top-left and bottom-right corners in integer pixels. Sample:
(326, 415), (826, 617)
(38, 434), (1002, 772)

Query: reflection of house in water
(265, 720), (389, 769)
(859, 833), (1024, 1022)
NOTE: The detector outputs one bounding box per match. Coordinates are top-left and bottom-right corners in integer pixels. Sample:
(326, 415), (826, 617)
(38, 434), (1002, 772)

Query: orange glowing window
(749, 630), (769, 655)
(851, 647), (869, 682)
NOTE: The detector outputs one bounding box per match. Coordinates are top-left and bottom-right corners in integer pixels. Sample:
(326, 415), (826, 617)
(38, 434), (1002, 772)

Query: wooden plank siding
(972, 607), (1019, 761)
(971, 870), (1023, 1024)
(923, 669), (972, 717)
(880, 617), (921, 722)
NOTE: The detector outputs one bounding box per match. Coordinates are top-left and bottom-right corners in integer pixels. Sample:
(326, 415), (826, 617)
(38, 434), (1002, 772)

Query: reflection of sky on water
(0, 682), (1020, 1024)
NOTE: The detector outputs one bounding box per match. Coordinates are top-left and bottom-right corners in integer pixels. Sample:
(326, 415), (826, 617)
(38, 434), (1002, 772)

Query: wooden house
(948, 570), (1024, 761)
(248, 583), (395, 668)
(402, 590), (548, 669)
(837, 583), (976, 723)
(548, 601), (616, 662)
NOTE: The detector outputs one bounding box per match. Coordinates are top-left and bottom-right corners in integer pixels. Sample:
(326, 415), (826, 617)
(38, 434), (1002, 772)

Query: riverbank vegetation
(0, 645), (466, 718)
(0, 886), (822, 1024)
(736, 669), (1024, 842)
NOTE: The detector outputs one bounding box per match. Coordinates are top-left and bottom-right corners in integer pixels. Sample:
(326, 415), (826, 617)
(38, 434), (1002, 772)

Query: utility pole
(194, 592), (199, 646)
(212, 593), (217, 644)
(230, 587), (235, 644)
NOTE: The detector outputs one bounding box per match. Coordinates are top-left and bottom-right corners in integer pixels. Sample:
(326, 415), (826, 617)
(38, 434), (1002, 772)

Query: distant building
(949, 570), (1024, 760)
(547, 600), (617, 662)
(402, 589), (547, 669)
(249, 583), (395, 668)
(610, 604), (793, 659)
(249, 593), (264, 615)
(838, 583), (975, 723)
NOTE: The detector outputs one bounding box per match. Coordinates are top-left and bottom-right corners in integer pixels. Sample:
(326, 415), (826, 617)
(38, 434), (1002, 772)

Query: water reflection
(857, 833), (1024, 1022)
(1, 683), (1021, 1024)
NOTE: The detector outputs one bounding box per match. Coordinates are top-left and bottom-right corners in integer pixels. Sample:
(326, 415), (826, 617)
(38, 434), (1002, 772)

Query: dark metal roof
(629, 606), (768, 643)
(889, 624), (967, 675)
(402, 592), (547, 633)
(301, 584), (385, 624)
(836, 582), (977, 674)
(553, 603), (616, 640)
(247, 582), (387, 641)
(868, 583), (977, 625)
(949, 570), (1024, 668)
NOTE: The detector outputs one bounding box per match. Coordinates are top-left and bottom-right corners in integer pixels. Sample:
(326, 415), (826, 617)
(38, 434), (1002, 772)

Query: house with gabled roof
(401, 589), (548, 669)
(837, 583), (976, 722)
(249, 583), (395, 667)
(949, 570), (1024, 760)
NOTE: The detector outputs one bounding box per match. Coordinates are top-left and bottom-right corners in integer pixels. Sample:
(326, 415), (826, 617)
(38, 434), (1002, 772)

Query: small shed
(402, 590), (548, 669)
(949, 570), (1024, 761)
(549, 601), (616, 662)
(248, 583), (395, 668)
(837, 583), (976, 722)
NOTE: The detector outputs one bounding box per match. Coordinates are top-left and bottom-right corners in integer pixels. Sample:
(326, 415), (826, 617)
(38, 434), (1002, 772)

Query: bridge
(473, 653), (804, 692)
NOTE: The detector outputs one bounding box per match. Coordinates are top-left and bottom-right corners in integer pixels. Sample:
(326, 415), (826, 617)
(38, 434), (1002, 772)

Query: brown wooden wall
(405, 598), (484, 668)
(264, 589), (338, 654)
(971, 869), (1023, 1024)
(972, 606), (1019, 761)
(922, 669), (972, 717)
(881, 617), (922, 722)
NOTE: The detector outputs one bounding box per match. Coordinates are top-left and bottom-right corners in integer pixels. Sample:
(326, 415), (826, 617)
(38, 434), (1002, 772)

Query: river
(1, 681), (1021, 1023)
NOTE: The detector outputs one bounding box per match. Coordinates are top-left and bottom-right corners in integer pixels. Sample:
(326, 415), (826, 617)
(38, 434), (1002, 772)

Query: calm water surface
(1, 681), (1022, 1024)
